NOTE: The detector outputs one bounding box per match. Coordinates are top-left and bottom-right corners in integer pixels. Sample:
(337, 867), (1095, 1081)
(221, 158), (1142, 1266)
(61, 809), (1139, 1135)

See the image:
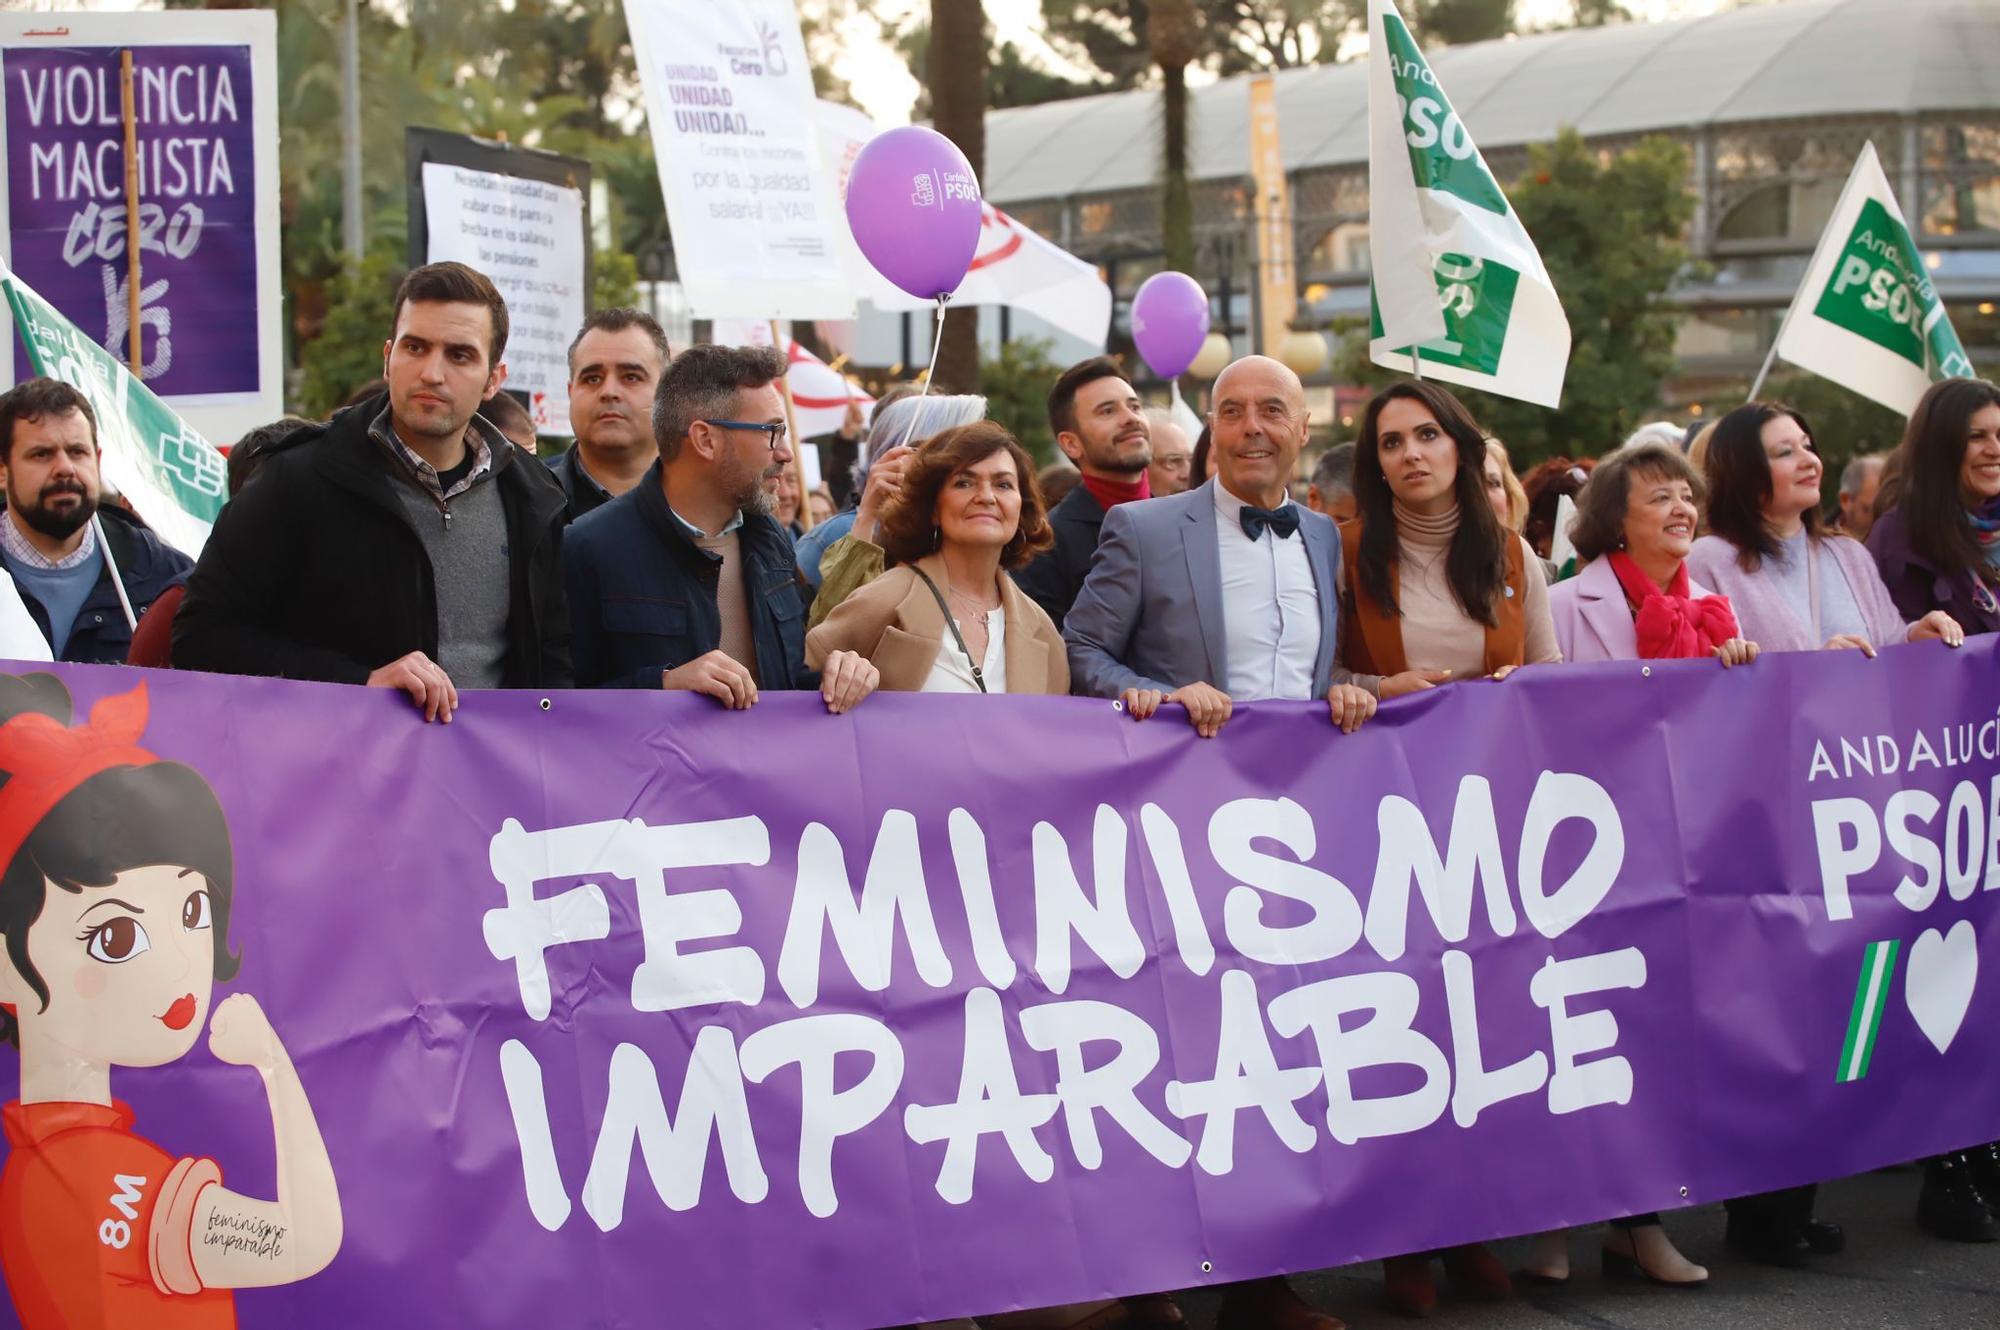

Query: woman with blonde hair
(1482, 438), (1529, 532)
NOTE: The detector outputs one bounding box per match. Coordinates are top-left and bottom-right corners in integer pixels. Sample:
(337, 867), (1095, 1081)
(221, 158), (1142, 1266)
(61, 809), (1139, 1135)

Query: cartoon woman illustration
(0, 674), (341, 1327)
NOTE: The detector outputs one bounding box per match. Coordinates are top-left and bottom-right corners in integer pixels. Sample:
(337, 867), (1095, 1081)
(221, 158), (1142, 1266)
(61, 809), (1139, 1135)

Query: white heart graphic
(1905, 920), (1979, 1055)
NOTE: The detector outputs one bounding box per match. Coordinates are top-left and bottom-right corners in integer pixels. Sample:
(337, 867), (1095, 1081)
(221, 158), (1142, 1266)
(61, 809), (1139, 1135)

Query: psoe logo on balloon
(940, 169), (979, 202)
(911, 173), (938, 209)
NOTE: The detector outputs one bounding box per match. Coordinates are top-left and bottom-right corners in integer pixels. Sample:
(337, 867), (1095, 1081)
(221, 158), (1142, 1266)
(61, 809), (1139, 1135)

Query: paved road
(1168, 1167), (2000, 1329)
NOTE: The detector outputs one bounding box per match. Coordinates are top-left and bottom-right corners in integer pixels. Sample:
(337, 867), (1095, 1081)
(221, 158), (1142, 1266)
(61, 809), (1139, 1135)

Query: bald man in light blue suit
(1064, 356), (1377, 737)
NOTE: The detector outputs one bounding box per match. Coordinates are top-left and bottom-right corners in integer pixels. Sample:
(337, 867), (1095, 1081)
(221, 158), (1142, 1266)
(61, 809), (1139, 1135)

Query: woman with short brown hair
(807, 422), (1068, 694)
(1548, 440), (1753, 669)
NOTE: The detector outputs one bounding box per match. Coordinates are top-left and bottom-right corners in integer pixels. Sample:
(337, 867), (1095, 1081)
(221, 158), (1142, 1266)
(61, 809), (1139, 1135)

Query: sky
(841, 0), (1734, 128)
(21, 0), (1734, 130)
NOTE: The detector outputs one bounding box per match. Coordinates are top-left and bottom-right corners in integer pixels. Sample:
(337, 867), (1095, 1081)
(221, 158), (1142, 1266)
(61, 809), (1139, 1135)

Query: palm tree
(1150, 0), (1200, 274)
(928, 0), (986, 393)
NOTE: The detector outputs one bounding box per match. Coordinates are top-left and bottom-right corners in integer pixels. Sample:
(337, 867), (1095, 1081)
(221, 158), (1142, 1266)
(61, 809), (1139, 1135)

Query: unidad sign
(1, 642), (1996, 1329)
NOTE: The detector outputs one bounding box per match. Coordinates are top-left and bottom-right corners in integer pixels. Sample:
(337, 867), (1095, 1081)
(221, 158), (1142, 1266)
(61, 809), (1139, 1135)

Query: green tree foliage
(297, 246), (402, 420)
(979, 337), (1062, 464)
(593, 250), (640, 314)
(892, 22), (1108, 117)
(1458, 131), (1693, 461)
(1764, 372), (1908, 478)
(1407, 0), (1515, 45)
(1566, 0), (1634, 29)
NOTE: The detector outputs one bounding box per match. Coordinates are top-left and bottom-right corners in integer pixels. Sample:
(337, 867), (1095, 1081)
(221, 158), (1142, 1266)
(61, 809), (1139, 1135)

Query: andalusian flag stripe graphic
(1839, 939), (1900, 1084)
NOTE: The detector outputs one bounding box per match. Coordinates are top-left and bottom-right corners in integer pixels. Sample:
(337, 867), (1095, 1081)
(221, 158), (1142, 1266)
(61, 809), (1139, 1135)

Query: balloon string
(1169, 377), (1185, 416)
(898, 293), (950, 453)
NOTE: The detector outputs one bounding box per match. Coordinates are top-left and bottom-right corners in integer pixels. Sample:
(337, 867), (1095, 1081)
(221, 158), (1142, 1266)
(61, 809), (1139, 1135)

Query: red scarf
(1080, 470), (1150, 511)
(1608, 552), (1739, 659)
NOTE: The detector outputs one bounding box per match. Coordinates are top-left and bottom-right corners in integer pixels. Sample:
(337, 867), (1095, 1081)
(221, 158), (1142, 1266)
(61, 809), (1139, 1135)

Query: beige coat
(805, 552), (1071, 694)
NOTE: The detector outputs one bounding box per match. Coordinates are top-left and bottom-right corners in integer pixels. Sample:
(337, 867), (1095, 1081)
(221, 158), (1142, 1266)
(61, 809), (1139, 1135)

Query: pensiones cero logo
(716, 17), (789, 78)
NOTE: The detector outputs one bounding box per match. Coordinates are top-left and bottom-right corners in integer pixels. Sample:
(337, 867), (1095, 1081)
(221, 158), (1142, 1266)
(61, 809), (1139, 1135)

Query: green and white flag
(0, 256), (225, 557)
(1770, 142), (1976, 415)
(1367, 0), (1569, 408)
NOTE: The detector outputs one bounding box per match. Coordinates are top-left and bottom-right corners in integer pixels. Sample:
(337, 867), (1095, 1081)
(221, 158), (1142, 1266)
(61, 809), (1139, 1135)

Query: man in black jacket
(564, 343), (875, 713)
(0, 378), (191, 664)
(1013, 357), (1153, 630)
(174, 262), (570, 718)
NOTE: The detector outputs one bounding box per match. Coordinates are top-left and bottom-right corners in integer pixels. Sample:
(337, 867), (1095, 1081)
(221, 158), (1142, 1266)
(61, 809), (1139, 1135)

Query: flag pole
(1408, 344), (1423, 381)
(1744, 201), (1823, 404)
(1745, 338), (1783, 405)
(119, 50), (142, 374)
(768, 318), (815, 533)
(105, 50), (141, 633)
(94, 517), (139, 632)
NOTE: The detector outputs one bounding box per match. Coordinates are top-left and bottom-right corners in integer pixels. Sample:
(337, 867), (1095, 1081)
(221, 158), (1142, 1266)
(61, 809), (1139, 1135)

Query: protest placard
(409, 129), (591, 436)
(0, 11), (281, 449)
(623, 0), (853, 321)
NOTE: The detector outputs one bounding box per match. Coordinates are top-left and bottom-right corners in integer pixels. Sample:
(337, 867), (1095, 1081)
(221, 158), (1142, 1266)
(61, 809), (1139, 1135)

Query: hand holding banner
(3, 643), (1998, 1330)
(1367, 0), (1570, 408)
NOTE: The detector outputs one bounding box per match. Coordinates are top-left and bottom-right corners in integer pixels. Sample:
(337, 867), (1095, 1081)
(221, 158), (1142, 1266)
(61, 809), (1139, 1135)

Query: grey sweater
(390, 471), (511, 688)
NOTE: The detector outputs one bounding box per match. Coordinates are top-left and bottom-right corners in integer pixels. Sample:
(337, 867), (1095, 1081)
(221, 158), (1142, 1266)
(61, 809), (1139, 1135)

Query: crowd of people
(0, 259), (1996, 1326)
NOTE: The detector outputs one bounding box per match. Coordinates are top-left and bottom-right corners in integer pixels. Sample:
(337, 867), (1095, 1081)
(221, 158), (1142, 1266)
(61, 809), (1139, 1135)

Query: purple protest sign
(0, 644), (1996, 1328)
(4, 45), (257, 396)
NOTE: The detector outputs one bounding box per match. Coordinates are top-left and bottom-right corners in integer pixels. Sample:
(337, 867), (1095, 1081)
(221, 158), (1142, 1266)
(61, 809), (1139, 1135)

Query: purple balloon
(1131, 271), (1212, 380)
(846, 126), (983, 301)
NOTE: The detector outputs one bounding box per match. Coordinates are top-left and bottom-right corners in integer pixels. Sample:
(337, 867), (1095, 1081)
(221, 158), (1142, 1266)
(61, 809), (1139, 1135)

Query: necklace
(947, 584), (997, 628)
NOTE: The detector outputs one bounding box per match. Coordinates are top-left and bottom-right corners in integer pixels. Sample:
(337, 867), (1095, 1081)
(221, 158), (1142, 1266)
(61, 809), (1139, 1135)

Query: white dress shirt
(1214, 482), (1320, 700)
(923, 608), (1009, 693)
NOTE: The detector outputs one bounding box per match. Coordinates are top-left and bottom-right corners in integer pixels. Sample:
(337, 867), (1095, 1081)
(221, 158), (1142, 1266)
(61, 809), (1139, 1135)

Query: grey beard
(720, 450), (778, 519)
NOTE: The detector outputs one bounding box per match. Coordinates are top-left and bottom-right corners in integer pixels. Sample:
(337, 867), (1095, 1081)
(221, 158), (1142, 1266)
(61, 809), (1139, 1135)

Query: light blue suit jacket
(1063, 478), (1343, 699)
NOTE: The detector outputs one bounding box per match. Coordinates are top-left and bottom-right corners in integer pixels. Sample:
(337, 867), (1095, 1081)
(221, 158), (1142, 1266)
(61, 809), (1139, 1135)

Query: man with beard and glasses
(563, 343), (878, 713)
(554, 307), (672, 522)
(1014, 357), (1152, 629)
(0, 378), (190, 664)
(175, 262), (571, 720)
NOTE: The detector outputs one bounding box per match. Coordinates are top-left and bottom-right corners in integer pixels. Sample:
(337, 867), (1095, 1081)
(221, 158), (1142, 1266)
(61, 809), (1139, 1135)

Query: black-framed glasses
(702, 419), (788, 450)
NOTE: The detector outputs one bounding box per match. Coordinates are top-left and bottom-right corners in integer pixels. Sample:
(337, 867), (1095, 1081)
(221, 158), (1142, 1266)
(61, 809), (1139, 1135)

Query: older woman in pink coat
(1549, 441), (1757, 669)
(1532, 440), (1753, 1292)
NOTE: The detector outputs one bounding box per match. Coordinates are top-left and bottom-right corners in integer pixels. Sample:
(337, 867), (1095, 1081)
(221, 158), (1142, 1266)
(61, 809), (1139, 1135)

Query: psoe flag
(1772, 142), (1976, 415)
(0, 256), (224, 557)
(707, 319), (877, 441)
(1366, 0), (1570, 408)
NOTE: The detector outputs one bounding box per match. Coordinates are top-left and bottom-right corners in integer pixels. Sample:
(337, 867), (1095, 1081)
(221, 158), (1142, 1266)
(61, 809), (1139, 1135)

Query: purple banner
(1, 643), (1997, 1328)
(5, 45), (257, 396)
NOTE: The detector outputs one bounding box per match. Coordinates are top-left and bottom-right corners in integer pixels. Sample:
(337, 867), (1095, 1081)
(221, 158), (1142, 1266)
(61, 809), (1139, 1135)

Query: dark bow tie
(1240, 504), (1299, 541)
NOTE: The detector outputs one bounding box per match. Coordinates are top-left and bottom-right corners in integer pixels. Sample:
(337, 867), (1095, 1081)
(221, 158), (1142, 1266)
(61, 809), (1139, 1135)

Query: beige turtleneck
(1335, 500), (1560, 693)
